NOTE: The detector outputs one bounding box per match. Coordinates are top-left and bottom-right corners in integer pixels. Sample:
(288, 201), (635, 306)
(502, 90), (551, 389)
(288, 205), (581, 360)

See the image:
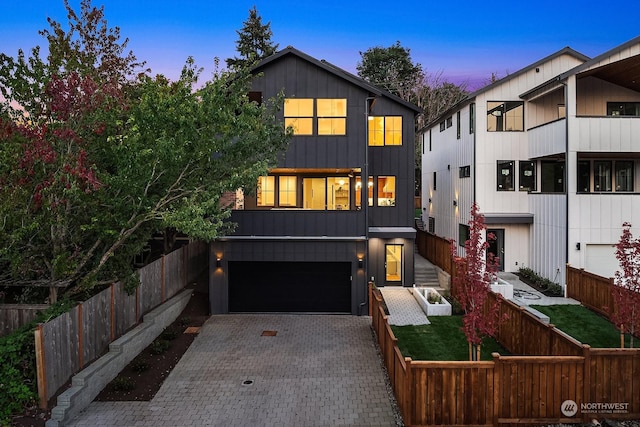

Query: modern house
(210, 47), (421, 314)
(420, 36), (640, 287)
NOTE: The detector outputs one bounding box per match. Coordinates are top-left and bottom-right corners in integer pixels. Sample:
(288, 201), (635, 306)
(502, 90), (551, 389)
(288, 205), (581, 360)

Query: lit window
(284, 98), (313, 135)
(519, 161), (535, 191)
(278, 176), (297, 206)
(497, 161), (515, 191)
(487, 101), (524, 131)
(368, 116), (402, 146)
(328, 177), (349, 210)
(317, 99), (346, 135)
(377, 176), (396, 206)
(257, 176), (275, 206)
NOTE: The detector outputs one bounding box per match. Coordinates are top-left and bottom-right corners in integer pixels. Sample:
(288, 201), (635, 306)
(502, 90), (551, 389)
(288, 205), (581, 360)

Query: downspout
(561, 80), (569, 297)
(359, 96), (375, 315)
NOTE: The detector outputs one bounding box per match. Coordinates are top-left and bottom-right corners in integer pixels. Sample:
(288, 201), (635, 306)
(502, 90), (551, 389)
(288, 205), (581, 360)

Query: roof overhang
(483, 213), (534, 225)
(368, 227), (417, 238)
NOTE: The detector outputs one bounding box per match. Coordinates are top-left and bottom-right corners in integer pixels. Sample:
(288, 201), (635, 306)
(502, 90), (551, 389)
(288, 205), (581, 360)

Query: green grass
(530, 305), (635, 348)
(391, 316), (510, 361)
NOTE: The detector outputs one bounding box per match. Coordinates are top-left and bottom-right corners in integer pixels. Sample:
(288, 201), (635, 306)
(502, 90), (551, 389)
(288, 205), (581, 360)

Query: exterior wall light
(216, 257), (222, 268)
(358, 257), (364, 269)
(453, 200), (458, 207)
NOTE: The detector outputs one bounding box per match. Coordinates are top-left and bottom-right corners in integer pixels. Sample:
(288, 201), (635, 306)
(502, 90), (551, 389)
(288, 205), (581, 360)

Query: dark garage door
(228, 261), (351, 312)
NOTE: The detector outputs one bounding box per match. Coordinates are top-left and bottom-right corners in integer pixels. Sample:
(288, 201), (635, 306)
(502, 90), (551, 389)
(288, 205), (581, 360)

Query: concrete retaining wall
(46, 289), (192, 427)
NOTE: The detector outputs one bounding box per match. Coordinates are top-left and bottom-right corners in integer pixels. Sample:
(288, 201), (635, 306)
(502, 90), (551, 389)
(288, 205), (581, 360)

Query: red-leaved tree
(613, 222), (640, 348)
(451, 202), (504, 360)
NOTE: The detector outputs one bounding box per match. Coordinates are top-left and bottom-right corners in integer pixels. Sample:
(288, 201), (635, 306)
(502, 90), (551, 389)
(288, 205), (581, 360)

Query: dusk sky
(1, 0), (638, 90)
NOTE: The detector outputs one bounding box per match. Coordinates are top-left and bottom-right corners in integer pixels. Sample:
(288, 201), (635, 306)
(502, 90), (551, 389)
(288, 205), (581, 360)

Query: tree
(451, 202), (504, 360)
(356, 41), (423, 100)
(0, 1), (290, 298)
(226, 6), (279, 70)
(613, 222), (640, 348)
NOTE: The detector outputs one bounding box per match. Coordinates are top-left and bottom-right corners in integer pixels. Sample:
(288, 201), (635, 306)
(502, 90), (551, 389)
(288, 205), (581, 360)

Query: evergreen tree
(226, 6), (278, 70)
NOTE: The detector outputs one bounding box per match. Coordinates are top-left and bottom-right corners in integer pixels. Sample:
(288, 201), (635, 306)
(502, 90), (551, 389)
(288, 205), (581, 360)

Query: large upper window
(284, 98), (346, 135)
(594, 161), (612, 192)
(541, 161), (565, 193)
(284, 99), (313, 135)
(487, 101), (524, 131)
(519, 161), (535, 191)
(368, 116), (402, 146)
(497, 161), (515, 191)
(317, 99), (347, 135)
(607, 102), (640, 116)
(616, 161), (634, 192)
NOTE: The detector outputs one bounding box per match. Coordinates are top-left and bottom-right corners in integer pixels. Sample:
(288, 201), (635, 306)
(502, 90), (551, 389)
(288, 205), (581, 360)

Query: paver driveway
(68, 314), (399, 427)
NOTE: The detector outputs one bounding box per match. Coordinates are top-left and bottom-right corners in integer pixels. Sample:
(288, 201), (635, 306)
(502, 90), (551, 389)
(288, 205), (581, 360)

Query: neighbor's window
(469, 103), (475, 134)
(433, 171), (437, 190)
(368, 116), (402, 146)
(594, 161), (612, 192)
(456, 111), (461, 139)
(607, 102), (640, 116)
(257, 176), (275, 206)
(497, 161), (515, 191)
(317, 98), (347, 135)
(458, 224), (470, 247)
(428, 217), (435, 233)
(615, 161), (634, 192)
(446, 116), (453, 128)
(578, 160), (590, 193)
(541, 161), (565, 193)
(487, 101), (524, 131)
(439, 121), (445, 132)
(377, 176), (396, 206)
(278, 176), (297, 206)
(284, 98), (313, 135)
(459, 165), (471, 178)
(519, 161), (535, 191)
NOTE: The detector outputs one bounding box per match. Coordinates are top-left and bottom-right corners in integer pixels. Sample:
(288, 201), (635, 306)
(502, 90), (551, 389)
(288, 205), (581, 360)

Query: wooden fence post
(34, 324), (47, 409)
(404, 357), (413, 426)
(78, 303), (84, 369)
(582, 344), (591, 423)
(492, 352), (501, 427)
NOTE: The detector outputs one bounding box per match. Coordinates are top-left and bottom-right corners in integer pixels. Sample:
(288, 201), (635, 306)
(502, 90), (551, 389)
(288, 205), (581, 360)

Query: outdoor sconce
(358, 257), (364, 269)
(428, 198), (432, 203)
(216, 257), (222, 268)
(453, 200), (458, 207)
(576, 242), (581, 250)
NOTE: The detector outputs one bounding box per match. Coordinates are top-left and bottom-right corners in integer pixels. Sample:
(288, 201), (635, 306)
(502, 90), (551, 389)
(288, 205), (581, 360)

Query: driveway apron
(67, 314), (398, 427)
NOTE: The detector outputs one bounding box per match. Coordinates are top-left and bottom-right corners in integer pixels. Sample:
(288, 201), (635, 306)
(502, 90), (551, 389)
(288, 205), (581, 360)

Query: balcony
(527, 119), (566, 159)
(573, 116), (640, 152)
(228, 209), (366, 238)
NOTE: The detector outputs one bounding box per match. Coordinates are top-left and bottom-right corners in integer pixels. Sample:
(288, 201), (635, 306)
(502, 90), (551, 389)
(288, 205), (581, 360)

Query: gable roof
(420, 46), (590, 132)
(252, 46), (422, 114)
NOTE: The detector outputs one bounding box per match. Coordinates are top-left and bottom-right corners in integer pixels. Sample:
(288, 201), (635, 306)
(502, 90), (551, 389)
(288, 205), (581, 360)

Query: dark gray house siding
(209, 47), (420, 315)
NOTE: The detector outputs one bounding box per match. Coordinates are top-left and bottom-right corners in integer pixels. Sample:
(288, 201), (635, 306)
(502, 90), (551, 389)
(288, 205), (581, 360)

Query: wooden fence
(0, 304), (50, 337)
(370, 285), (640, 425)
(416, 229), (453, 275)
(34, 241), (208, 406)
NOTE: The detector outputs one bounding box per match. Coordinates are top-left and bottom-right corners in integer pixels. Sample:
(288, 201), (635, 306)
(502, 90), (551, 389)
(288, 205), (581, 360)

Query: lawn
(530, 304), (635, 348)
(391, 316), (510, 361)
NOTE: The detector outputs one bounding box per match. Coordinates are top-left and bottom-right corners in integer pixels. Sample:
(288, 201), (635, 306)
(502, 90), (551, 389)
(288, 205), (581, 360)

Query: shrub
(112, 377), (135, 391)
(150, 339), (171, 355)
(131, 359), (150, 373)
(160, 328), (178, 341)
(178, 317), (191, 328)
(427, 291), (442, 304)
(517, 267), (563, 296)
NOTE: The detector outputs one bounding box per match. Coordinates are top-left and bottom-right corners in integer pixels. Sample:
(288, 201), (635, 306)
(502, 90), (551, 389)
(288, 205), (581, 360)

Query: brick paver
(67, 314), (398, 427)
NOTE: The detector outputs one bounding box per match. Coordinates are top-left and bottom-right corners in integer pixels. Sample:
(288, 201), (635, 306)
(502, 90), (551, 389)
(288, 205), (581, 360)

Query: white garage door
(585, 244), (618, 279)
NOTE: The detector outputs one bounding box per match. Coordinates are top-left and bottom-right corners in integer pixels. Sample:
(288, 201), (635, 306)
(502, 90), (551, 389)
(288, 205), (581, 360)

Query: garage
(228, 261), (352, 312)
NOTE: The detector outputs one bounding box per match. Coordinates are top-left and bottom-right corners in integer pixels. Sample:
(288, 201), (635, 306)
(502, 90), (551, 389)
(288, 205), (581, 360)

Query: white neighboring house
(420, 36), (640, 287)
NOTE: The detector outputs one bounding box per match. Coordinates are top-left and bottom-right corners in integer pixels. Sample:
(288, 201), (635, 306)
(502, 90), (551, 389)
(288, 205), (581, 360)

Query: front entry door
(487, 229), (505, 271)
(385, 244), (403, 284)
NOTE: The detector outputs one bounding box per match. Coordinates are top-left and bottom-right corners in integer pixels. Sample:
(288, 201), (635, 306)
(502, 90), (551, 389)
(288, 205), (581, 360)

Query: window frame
(317, 98), (347, 136)
(377, 176), (396, 207)
(519, 161), (536, 192)
(497, 160), (515, 191)
(487, 101), (524, 132)
(368, 116), (403, 146)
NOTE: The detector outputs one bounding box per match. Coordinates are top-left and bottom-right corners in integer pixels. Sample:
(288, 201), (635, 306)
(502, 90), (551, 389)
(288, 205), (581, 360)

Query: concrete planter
(412, 285), (452, 316)
(490, 278), (514, 300)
